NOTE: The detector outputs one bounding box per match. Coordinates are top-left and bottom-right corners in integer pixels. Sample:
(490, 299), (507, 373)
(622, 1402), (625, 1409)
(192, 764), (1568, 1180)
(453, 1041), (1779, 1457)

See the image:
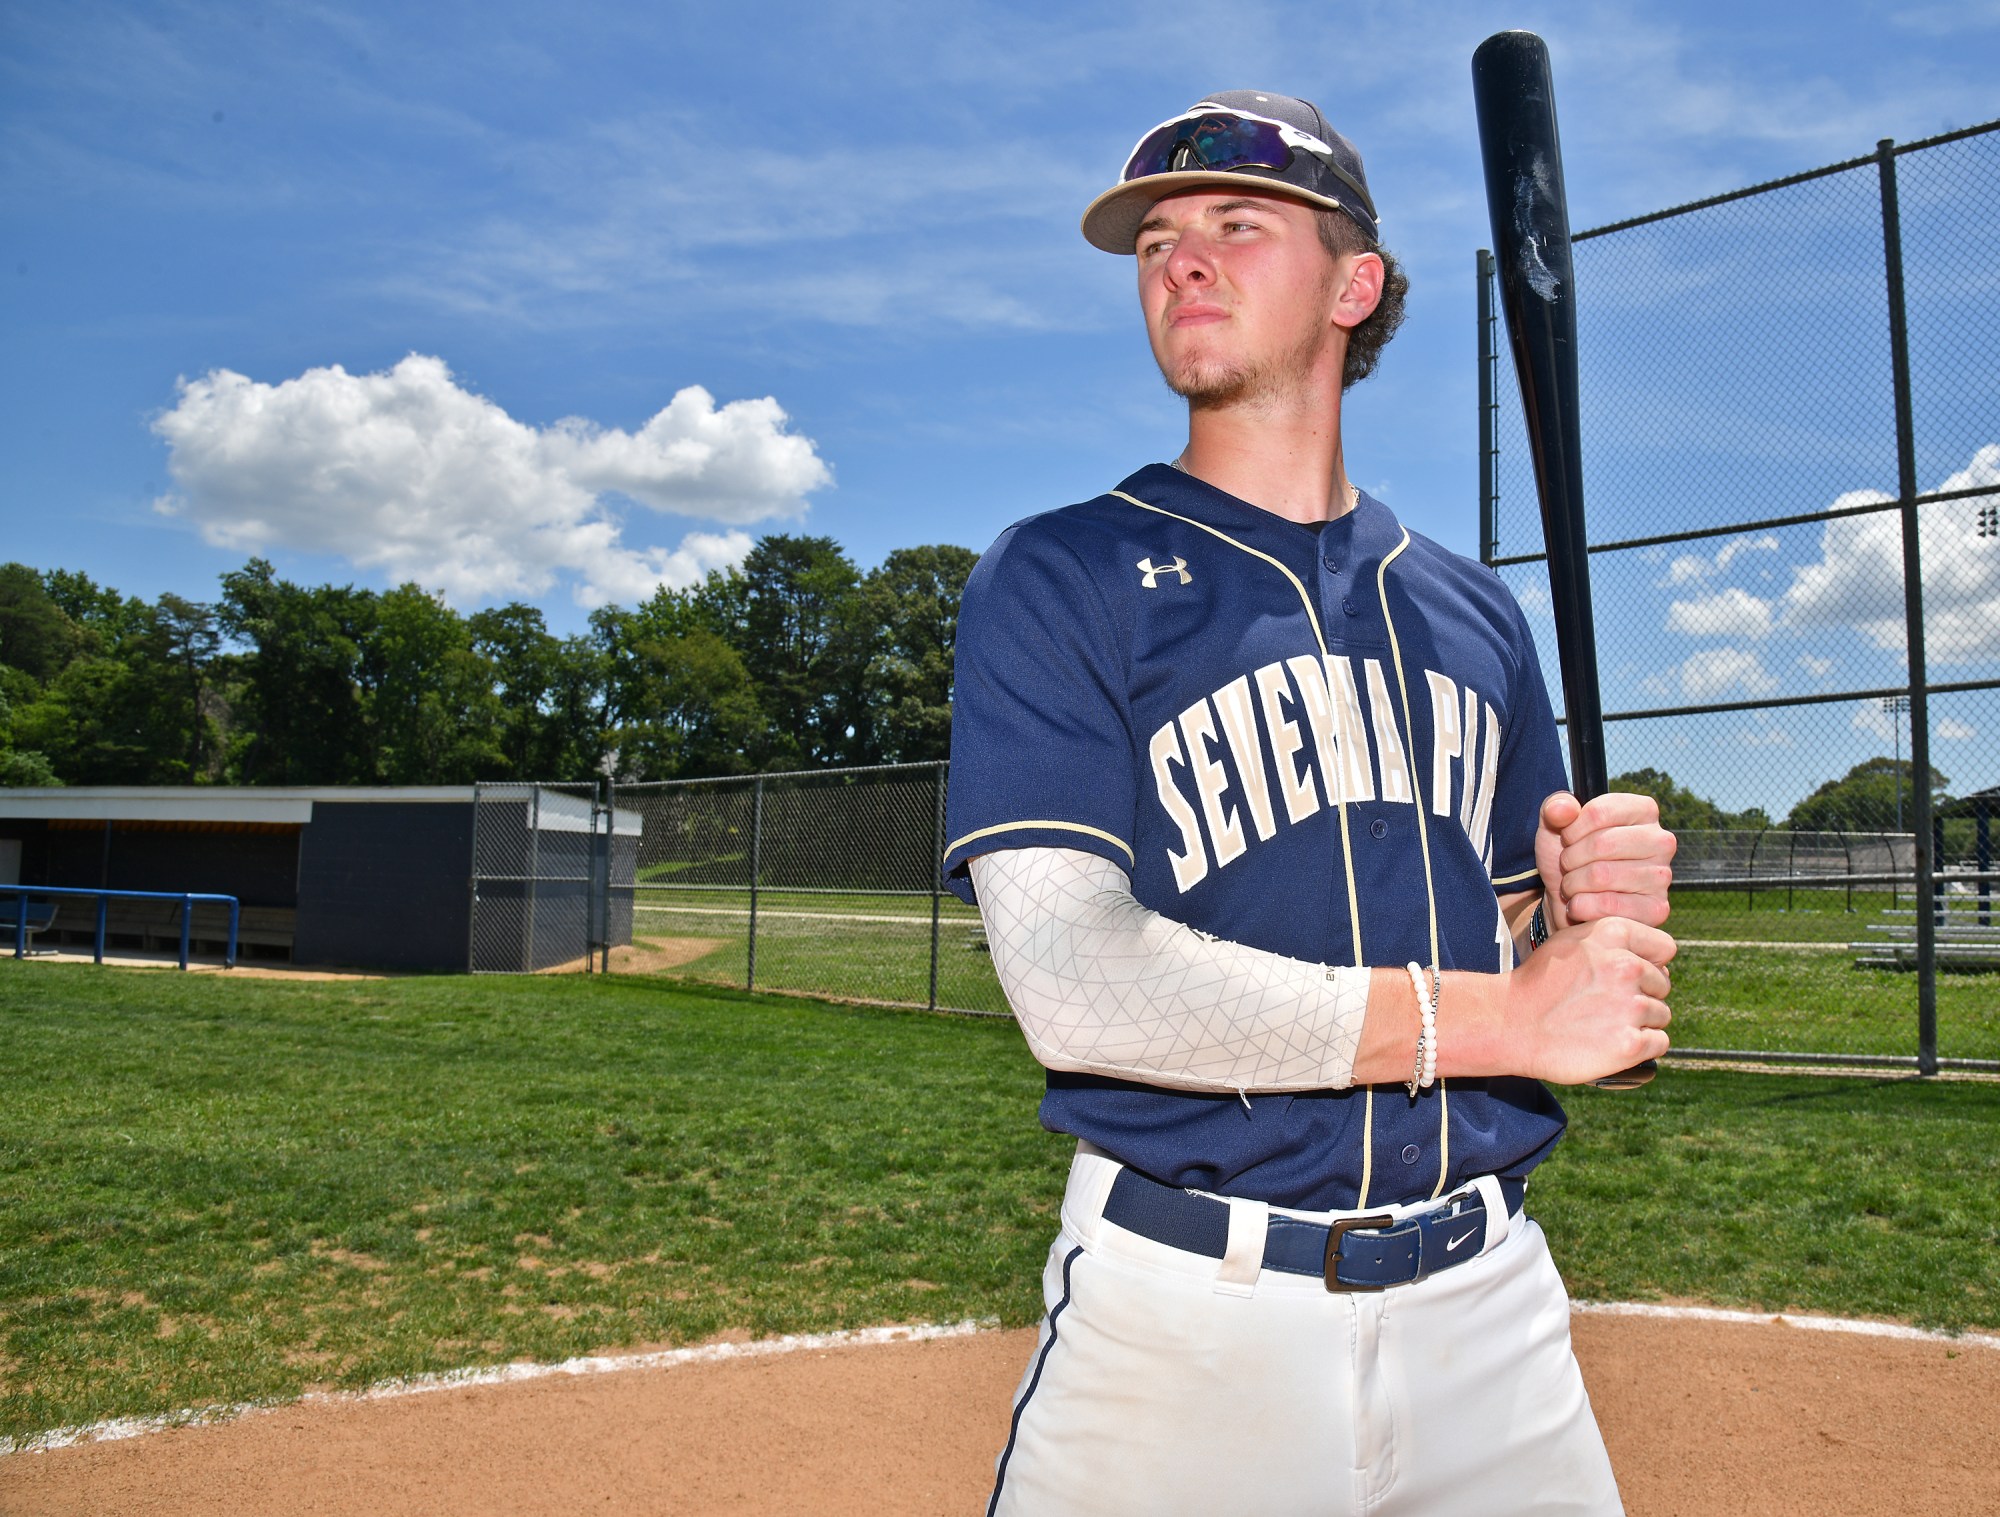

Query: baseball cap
(1081, 89), (1379, 254)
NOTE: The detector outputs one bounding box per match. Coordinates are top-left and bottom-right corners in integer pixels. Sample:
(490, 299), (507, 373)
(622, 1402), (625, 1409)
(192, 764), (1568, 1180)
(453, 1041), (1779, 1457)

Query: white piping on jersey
(1108, 488), (1366, 967)
(948, 819), (1136, 866)
(1376, 527), (1453, 1202)
(1493, 865), (1540, 887)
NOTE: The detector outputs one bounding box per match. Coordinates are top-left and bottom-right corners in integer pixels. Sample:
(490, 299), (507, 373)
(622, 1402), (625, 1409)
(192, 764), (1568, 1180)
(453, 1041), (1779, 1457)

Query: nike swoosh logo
(1446, 1228), (1478, 1251)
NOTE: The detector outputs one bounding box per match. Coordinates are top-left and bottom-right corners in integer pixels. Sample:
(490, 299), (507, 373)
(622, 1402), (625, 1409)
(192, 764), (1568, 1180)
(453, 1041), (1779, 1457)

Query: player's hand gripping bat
(1472, 30), (1657, 1090)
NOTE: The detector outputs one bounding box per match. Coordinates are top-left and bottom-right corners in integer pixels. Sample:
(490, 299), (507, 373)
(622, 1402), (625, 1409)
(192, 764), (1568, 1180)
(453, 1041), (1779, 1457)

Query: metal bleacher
(1854, 889), (2000, 971)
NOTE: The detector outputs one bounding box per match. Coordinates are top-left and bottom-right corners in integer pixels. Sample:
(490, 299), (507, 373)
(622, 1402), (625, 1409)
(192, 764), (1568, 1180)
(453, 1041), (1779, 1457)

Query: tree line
(0, 546), (1963, 835)
(0, 537), (976, 787)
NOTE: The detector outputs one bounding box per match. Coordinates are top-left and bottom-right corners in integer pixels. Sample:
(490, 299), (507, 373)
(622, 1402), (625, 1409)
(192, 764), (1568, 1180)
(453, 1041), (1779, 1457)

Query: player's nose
(1164, 230), (1216, 286)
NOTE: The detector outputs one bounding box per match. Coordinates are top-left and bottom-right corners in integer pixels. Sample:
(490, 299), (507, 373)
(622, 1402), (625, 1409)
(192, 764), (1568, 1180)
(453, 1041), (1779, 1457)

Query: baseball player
(942, 91), (1677, 1516)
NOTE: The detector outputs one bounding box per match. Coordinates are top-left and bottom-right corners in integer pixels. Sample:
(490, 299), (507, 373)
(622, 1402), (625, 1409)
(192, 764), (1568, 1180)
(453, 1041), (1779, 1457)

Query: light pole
(1882, 694), (1911, 908)
(1882, 695), (1910, 830)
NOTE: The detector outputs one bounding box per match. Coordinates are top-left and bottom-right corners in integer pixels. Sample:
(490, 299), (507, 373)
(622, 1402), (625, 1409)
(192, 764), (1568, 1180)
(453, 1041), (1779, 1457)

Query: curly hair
(1316, 208), (1408, 390)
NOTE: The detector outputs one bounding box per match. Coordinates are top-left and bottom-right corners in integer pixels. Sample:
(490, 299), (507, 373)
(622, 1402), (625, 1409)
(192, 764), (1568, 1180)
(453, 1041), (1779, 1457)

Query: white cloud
(1680, 647), (1776, 701)
(1659, 533), (1780, 588)
(1781, 445), (2000, 664)
(1937, 718), (1977, 740)
(1716, 533), (1781, 571)
(1668, 586), (1776, 639)
(1798, 654), (1834, 677)
(151, 355), (829, 606)
(1739, 724), (1794, 748)
(1853, 703), (1896, 742)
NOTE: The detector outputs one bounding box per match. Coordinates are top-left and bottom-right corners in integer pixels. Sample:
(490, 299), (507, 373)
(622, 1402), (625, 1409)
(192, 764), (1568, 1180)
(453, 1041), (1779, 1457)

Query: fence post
(747, 776), (764, 992)
(1837, 822), (1854, 914)
(584, 781), (599, 976)
(178, 894), (191, 971)
(1877, 138), (1937, 1076)
(1477, 249), (1500, 565)
(466, 784), (483, 973)
(1979, 804), (1992, 927)
(600, 779), (614, 974)
(525, 784), (543, 974)
(929, 761), (946, 1010)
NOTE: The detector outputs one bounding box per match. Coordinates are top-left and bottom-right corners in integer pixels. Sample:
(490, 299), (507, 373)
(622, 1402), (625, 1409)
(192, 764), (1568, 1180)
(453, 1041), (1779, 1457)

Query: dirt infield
(5, 1312), (1995, 1516)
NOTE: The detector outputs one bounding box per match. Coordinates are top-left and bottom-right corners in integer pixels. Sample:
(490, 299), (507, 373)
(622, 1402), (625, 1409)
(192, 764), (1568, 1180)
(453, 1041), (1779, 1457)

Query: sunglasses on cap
(1119, 107), (1377, 225)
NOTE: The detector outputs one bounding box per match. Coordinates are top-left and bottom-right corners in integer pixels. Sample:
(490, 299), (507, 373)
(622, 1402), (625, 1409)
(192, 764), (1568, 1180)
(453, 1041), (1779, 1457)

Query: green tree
(593, 582), (758, 780)
(732, 535), (874, 768)
(0, 563), (88, 683)
(617, 626), (762, 780)
(8, 595), (223, 784)
(0, 669), (60, 785)
(860, 544), (977, 763)
(1610, 768), (1770, 832)
(471, 603), (569, 778)
(1786, 757), (1949, 833)
(41, 568), (145, 645)
(153, 593), (224, 780)
(360, 585), (506, 783)
(217, 560), (378, 784)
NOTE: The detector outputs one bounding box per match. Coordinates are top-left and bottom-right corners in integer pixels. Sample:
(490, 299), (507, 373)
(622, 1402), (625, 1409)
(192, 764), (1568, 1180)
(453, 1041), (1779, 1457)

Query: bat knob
(1592, 1059), (1658, 1090)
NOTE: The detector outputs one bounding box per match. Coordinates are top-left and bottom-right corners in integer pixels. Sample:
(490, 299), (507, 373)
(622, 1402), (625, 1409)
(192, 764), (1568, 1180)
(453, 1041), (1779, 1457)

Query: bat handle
(1593, 1059), (1658, 1090)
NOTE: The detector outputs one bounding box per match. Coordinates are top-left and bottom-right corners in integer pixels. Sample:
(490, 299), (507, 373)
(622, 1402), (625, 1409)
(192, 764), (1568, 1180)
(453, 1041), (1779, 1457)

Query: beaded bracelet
(1405, 961), (1439, 1097)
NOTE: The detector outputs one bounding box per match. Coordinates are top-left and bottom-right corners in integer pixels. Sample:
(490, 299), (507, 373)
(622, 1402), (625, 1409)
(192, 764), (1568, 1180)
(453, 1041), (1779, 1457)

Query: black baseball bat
(1472, 30), (1656, 1090)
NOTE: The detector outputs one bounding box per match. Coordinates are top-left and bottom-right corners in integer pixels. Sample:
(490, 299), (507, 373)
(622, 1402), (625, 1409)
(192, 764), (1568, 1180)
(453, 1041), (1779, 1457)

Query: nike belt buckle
(1322, 1213), (1397, 1292)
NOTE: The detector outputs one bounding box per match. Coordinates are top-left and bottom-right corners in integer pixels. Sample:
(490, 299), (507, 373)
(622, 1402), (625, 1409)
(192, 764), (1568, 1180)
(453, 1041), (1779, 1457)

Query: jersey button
(1370, 818), (1388, 839)
(1400, 1144), (1421, 1164)
(1342, 595), (1358, 616)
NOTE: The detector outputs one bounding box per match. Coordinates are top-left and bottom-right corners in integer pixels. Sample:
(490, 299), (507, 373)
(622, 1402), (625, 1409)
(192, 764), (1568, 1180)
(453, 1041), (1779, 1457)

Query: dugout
(0, 787), (641, 973)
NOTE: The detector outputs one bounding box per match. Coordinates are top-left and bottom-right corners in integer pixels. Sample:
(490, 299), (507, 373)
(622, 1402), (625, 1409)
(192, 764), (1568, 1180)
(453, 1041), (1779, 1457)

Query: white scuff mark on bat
(1512, 157), (1563, 302)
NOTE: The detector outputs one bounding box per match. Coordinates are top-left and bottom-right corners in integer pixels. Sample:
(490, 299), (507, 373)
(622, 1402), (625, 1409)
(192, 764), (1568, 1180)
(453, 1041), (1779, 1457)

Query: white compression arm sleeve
(969, 846), (1369, 1093)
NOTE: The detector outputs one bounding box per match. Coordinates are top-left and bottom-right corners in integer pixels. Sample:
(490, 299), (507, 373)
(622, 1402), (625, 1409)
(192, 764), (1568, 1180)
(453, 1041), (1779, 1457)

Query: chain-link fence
(468, 782), (639, 973)
(1478, 121), (2000, 1072)
(607, 762), (1005, 1015)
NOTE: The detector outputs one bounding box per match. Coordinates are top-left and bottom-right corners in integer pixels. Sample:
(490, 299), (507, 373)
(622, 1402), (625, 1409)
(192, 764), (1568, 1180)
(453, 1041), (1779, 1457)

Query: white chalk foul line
(0, 1318), (995, 1458)
(10, 1304), (1995, 1457)
(1571, 1299), (2000, 1350)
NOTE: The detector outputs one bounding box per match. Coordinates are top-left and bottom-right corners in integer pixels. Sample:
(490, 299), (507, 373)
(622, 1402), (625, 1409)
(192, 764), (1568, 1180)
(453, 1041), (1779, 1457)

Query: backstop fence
(1477, 118), (1999, 1074)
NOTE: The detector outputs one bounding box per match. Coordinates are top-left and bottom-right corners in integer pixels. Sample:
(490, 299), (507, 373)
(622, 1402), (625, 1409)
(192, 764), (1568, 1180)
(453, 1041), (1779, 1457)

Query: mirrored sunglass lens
(1124, 115), (1291, 181)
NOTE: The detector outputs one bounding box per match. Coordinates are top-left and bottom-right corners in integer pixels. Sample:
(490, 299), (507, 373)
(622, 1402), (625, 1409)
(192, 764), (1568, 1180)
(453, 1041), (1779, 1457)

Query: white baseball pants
(987, 1144), (1622, 1517)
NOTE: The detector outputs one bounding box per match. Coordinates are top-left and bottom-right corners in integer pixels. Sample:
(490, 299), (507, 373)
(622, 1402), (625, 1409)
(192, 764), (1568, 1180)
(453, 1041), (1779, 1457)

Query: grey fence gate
(468, 781), (638, 974)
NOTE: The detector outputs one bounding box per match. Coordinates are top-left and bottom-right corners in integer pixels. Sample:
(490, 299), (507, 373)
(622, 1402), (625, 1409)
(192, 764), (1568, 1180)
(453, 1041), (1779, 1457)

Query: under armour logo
(1137, 556), (1191, 588)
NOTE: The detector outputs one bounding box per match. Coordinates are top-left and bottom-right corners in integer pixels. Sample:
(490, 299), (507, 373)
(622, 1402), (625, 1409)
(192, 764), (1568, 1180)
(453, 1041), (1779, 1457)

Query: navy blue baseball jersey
(944, 462), (1572, 1212)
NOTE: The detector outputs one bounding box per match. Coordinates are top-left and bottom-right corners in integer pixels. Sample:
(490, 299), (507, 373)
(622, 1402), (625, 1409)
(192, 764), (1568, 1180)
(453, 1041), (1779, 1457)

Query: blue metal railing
(3, 885), (240, 970)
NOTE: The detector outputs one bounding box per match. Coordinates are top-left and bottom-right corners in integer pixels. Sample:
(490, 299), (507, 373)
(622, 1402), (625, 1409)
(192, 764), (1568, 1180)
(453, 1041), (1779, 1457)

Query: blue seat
(0, 898), (59, 933)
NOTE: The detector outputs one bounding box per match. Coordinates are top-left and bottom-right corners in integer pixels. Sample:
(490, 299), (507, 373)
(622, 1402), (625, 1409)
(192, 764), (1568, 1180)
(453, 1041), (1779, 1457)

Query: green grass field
(2, 961), (1996, 1445)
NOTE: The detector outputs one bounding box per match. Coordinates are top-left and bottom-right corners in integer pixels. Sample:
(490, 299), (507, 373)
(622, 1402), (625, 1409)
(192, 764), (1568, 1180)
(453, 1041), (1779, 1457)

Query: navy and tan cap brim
(1080, 168), (1364, 255)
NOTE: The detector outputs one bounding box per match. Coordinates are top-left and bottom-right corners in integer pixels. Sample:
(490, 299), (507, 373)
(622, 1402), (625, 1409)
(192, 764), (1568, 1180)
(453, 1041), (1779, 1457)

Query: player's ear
(1330, 251), (1384, 331)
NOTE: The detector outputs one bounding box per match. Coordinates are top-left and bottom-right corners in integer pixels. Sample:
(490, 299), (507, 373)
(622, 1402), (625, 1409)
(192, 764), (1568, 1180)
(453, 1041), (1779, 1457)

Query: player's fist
(1505, 916), (1675, 1085)
(1536, 791), (1676, 932)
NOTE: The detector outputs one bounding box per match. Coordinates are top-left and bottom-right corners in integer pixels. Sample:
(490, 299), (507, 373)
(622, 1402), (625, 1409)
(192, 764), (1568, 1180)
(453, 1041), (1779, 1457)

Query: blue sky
(4, 0), (1996, 808)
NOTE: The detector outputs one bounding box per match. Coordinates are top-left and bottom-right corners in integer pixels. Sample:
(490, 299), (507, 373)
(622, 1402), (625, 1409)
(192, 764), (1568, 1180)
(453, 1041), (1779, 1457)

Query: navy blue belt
(1101, 1167), (1525, 1292)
